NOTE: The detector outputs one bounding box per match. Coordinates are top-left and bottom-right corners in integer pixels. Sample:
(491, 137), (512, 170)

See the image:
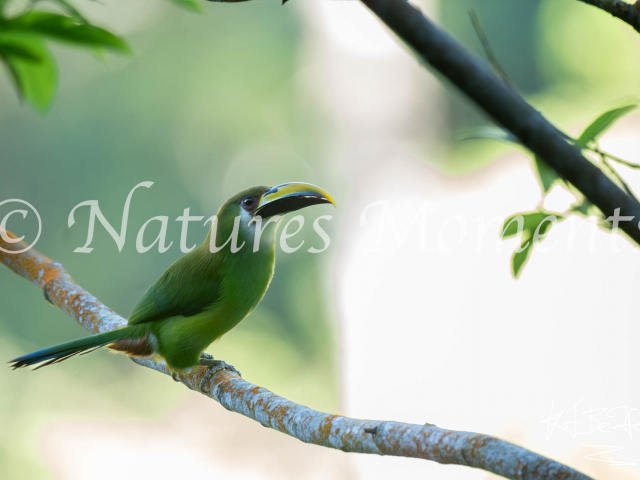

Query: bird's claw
(198, 357), (241, 393)
(199, 357), (241, 376)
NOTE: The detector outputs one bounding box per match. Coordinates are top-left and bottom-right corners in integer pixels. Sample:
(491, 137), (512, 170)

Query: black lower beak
(255, 195), (333, 218)
(254, 183), (335, 218)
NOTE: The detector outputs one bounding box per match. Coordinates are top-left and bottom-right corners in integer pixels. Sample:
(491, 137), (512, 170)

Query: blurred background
(1, 0), (640, 478)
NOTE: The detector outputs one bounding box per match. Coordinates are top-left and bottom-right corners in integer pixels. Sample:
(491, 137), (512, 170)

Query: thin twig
(593, 147), (640, 169)
(542, 129), (640, 171)
(468, 9), (511, 87)
(599, 151), (638, 200)
(0, 228), (592, 480)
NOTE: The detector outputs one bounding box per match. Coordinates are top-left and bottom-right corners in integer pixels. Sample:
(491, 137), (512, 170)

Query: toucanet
(9, 183), (334, 374)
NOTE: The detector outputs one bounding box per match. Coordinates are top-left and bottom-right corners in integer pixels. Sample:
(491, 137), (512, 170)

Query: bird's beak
(254, 182), (335, 218)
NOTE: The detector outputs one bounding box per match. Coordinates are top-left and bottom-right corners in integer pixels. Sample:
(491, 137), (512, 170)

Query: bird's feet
(198, 353), (241, 393)
(199, 352), (214, 362)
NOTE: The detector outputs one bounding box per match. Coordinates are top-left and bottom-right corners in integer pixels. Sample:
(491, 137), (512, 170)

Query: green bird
(9, 182), (334, 375)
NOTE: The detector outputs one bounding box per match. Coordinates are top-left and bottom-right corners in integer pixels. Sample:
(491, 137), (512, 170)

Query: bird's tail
(9, 327), (134, 370)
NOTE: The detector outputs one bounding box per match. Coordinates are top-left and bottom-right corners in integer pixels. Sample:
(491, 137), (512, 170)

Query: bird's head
(213, 182), (335, 251)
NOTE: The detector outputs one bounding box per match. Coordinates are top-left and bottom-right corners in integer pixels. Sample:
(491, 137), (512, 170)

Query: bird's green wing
(128, 248), (221, 325)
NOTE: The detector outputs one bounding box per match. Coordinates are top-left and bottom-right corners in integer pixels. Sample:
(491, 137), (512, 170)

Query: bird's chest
(229, 259), (274, 309)
(213, 253), (275, 329)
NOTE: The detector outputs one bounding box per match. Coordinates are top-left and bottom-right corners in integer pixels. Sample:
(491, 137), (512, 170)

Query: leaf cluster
(462, 104), (638, 278)
(0, 0), (198, 110)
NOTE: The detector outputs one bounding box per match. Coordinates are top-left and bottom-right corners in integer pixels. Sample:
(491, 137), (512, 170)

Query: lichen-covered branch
(0, 227), (591, 480)
(360, 0), (640, 247)
(578, 0), (640, 32)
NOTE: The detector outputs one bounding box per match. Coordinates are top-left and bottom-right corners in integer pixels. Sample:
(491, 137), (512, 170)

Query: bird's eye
(242, 197), (256, 210)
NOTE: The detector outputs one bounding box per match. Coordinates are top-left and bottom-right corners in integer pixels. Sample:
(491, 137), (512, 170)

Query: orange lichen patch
(269, 404), (292, 432)
(467, 435), (491, 460)
(1, 228), (51, 284)
(1, 226), (594, 480)
(248, 385), (262, 397)
(316, 415), (336, 443)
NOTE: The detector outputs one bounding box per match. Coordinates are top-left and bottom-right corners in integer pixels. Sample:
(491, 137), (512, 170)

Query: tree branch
(578, 0), (640, 32)
(360, 0), (640, 247)
(0, 227), (591, 479)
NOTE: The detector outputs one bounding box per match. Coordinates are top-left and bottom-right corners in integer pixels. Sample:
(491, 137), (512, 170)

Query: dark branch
(360, 0), (640, 246)
(578, 0), (640, 33)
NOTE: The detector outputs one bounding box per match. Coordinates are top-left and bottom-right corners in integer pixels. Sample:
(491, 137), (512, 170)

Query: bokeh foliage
(0, 1), (337, 477)
(0, 0), (200, 110)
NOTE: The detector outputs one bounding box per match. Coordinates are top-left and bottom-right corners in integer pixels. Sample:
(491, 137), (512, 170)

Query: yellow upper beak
(255, 182), (335, 218)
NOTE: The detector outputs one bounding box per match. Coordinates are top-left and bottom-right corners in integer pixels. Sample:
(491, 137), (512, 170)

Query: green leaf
(458, 126), (520, 145)
(0, 40), (43, 62)
(533, 156), (559, 193)
(578, 104), (638, 146)
(169, 0), (204, 13)
(0, 34), (56, 110)
(502, 211), (564, 278)
(512, 235), (533, 279)
(502, 212), (562, 238)
(1, 13), (130, 53)
(568, 199), (594, 217)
